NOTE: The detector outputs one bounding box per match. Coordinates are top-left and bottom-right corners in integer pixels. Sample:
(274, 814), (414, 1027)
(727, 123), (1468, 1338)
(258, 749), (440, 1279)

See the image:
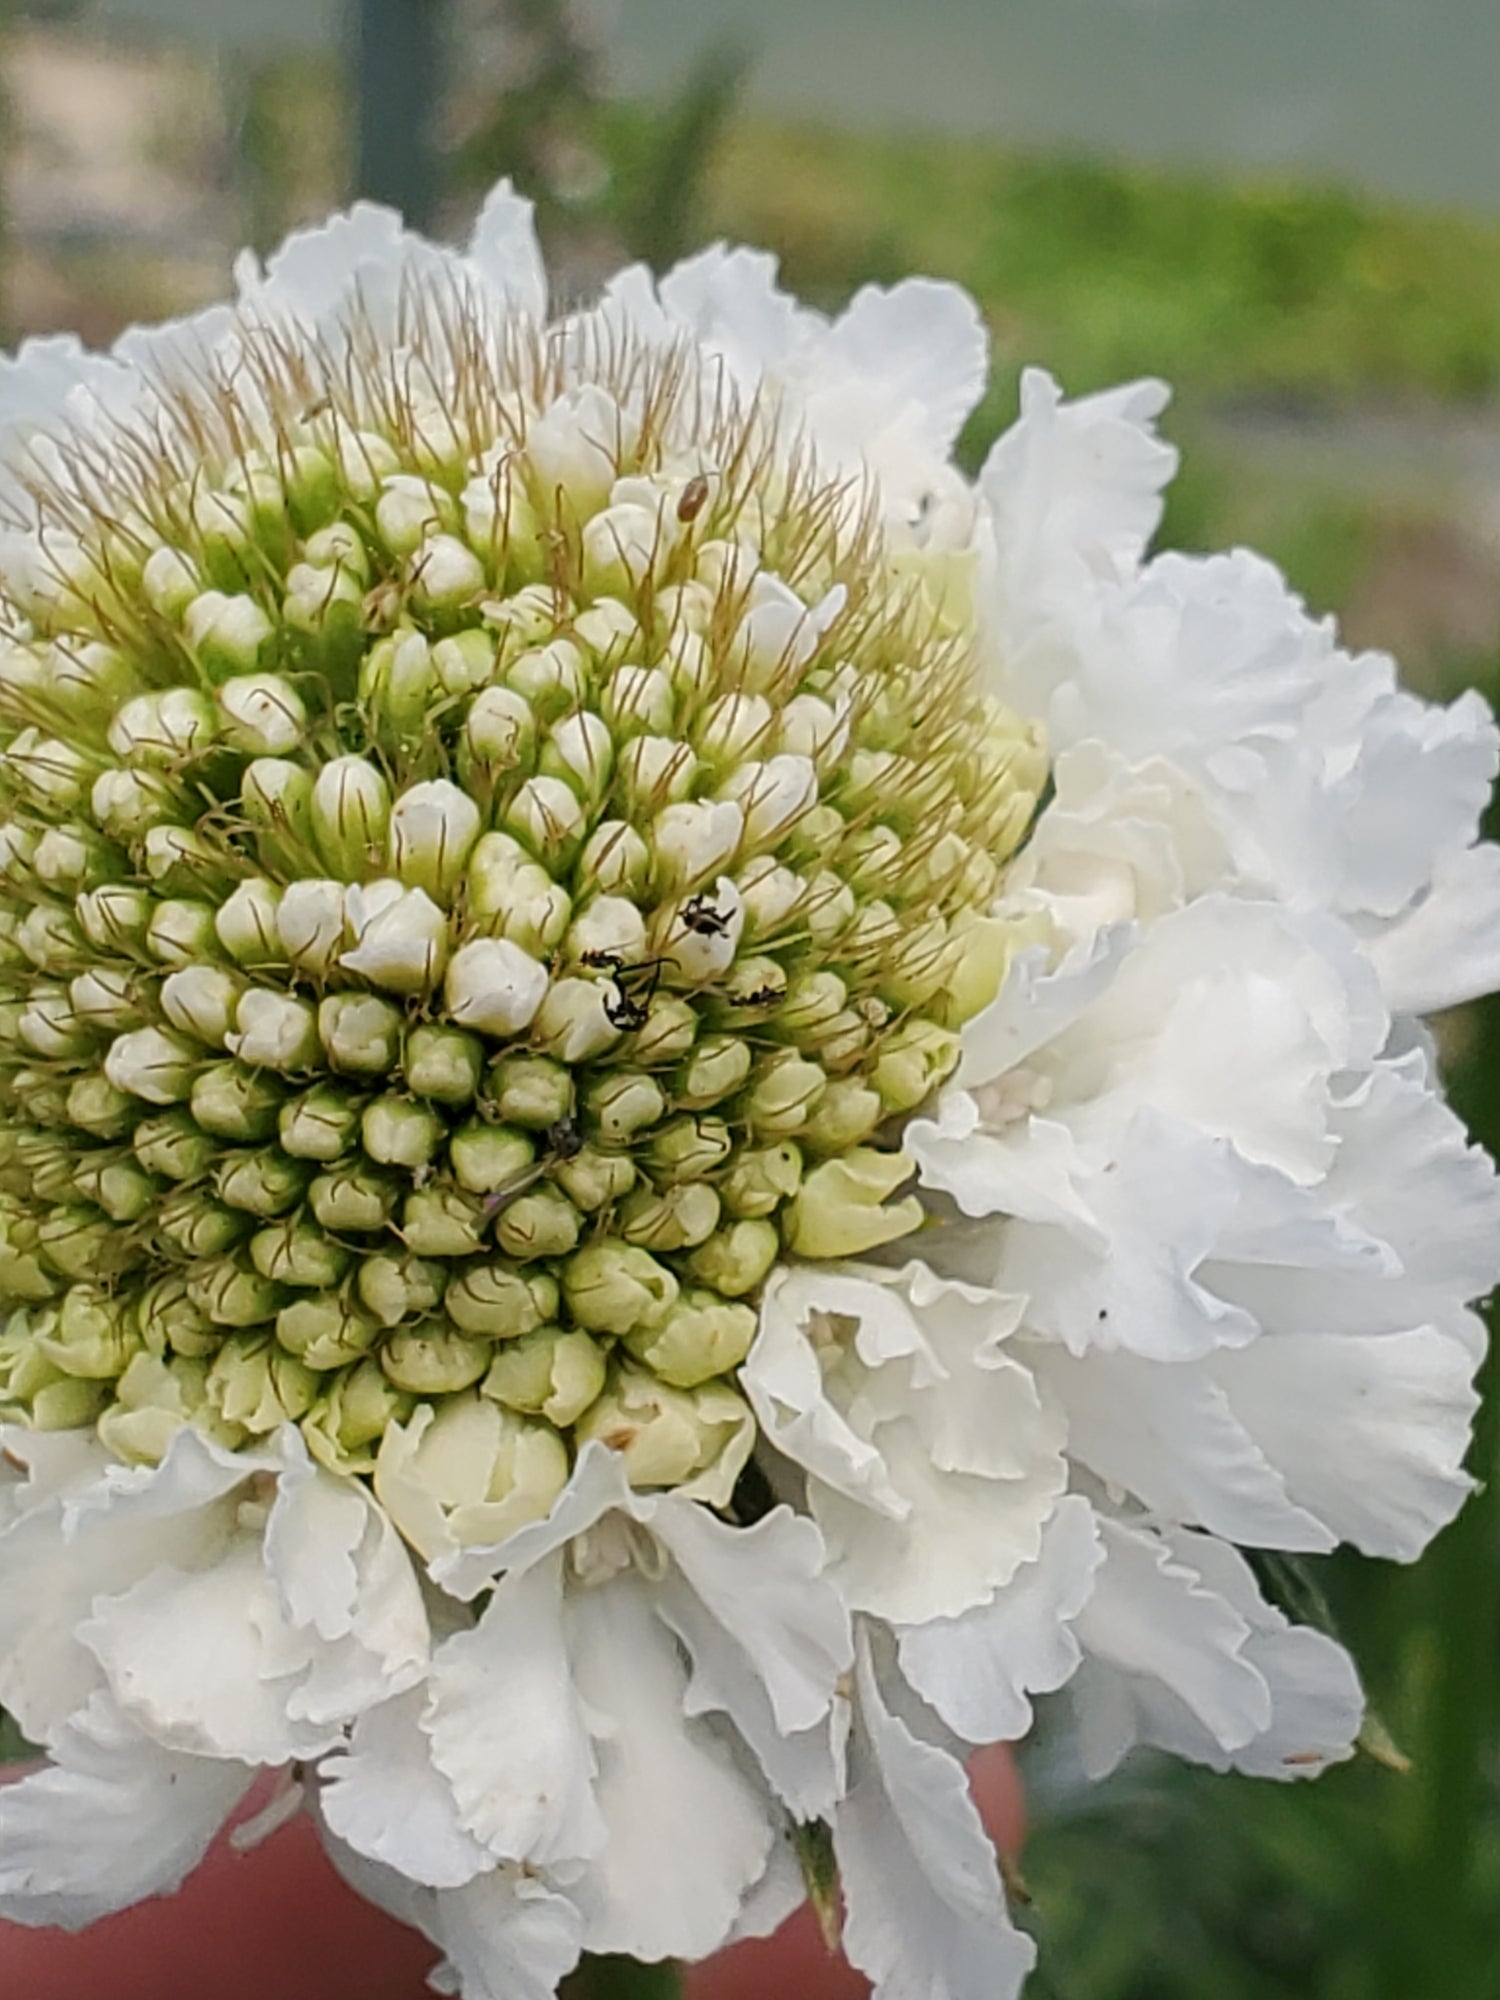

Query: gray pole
(351, 0), (443, 227)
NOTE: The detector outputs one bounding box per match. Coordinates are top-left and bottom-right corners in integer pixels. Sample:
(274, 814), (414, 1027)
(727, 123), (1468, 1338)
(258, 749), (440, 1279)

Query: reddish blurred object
(0, 1746), (1024, 1998)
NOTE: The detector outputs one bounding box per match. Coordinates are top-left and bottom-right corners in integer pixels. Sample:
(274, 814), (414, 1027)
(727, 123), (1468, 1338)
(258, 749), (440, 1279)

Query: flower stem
(560, 1955), (684, 2000)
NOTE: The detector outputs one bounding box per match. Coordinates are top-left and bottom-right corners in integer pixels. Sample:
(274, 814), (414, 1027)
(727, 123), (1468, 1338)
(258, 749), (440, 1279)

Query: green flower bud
(0, 1317), (108, 1428)
(493, 1186), (582, 1261)
(362, 1096), (445, 1169)
(142, 544), (203, 620)
(156, 1190), (251, 1259)
(502, 774), (587, 864)
(404, 1024), (484, 1105)
(309, 1165), (399, 1233)
(363, 629), (437, 746)
(357, 1251), (447, 1327)
(373, 1391), (569, 1559)
(190, 1061), (285, 1141)
(0, 1214), (57, 1300)
(33, 822), (122, 894)
(184, 591), (275, 679)
(645, 1115), (733, 1183)
(380, 1323), (492, 1394)
(276, 1295), (381, 1370)
(311, 755), (391, 879)
(487, 1053), (573, 1129)
(250, 1220), (352, 1290)
(76, 882), (154, 954)
(784, 1147), (923, 1259)
(408, 533), (486, 616)
(241, 758), (317, 877)
(217, 674), (308, 756)
(160, 965), (243, 1048)
(74, 1158), (157, 1224)
(554, 1145), (636, 1212)
(540, 712), (614, 805)
(279, 1081), (364, 1161)
(133, 1107), (217, 1182)
(685, 1217), (781, 1297)
(463, 685), (537, 778)
(187, 1256), (286, 1328)
(215, 879), (286, 966)
(577, 818), (651, 898)
(70, 968), (145, 1035)
(720, 1141), (803, 1218)
(140, 1275), (219, 1358)
(152, 901), (226, 974)
(533, 976), (622, 1063)
(227, 988), (322, 1072)
(618, 1182), (721, 1251)
(375, 475), (457, 556)
(442, 1260), (553, 1339)
(483, 1325), (605, 1428)
(627, 993), (699, 1066)
(207, 1333), (317, 1432)
(575, 1363), (754, 1506)
(449, 1121), (536, 1196)
(563, 1238), (678, 1335)
(584, 1071), (667, 1144)
(304, 1359), (415, 1476)
(64, 1071), (139, 1140)
(388, 780), (482, 903)
(96, 1352), (235, 1466)
(108, 687), (217, 766)
(506, 638), (587, 720)
(800, 1078), (884, 1154)
(278, 877), (347, 973)
(103, 1026), (200, 1106)
(742, 1052), (826, 1138)
(872, 1017), (961, 1113)
(401, 1184), (487, 1257)
(319, 992), (404, 1076)
(443, 937), (549, 1037)
(677, 1034), (753, 1110)
(431, 629), (498, 698)
(216, 1147), (313, 1217)
(38, 1285), (143, 1379)
(623, 1288), (758, 1389)
(90, 767), (183, 841)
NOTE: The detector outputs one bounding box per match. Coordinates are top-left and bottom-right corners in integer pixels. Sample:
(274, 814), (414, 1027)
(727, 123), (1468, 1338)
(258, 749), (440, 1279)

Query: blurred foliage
(0, 1710), (32, 1765)
(688, 118), (1500, 406)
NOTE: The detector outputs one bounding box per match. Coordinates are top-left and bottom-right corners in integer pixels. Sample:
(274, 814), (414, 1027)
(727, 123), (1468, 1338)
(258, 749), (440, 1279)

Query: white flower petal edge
(834, 1631), (1036, 2000)
(0, 1694), (255, 1929)
(975, 378), (1500, 1014)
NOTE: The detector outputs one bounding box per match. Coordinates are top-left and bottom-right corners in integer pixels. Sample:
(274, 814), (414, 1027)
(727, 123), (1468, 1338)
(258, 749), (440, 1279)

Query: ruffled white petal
(896, 1495), (1103, 1742)
(748, 1264), (1067, 1624)
(836, 1634), (1035, 2000)
(0, 1695), (253, 1929)
(423, 1555), (604, 1868)
(564, 1575), (776, 1963)
(1067, 1517), (1270, 1778)
(320, 1689), (493, 1891)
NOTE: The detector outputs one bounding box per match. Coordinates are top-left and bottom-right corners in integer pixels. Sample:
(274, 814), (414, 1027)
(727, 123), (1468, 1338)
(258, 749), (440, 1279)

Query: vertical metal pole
(351, 0), (443, 227)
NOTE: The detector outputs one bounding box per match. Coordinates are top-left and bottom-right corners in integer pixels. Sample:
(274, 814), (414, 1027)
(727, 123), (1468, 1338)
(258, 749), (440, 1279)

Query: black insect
(735, 983), (783, 1008)
(680, 893), (732, 939)
(603, 983), (650, 1032)
(543, 1116), (584, 1163)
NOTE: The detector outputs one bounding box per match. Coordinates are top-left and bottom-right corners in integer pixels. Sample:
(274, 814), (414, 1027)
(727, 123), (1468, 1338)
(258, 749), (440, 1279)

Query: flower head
(0, 183), (1498, 2000)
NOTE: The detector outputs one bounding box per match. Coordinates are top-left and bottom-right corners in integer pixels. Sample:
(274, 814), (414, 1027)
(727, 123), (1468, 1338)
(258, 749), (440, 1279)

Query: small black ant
(681, 893), (732, 939)
(603, 984), (650, 1032)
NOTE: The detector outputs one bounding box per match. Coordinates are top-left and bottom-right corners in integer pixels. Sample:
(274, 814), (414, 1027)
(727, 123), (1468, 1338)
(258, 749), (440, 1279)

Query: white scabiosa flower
(0, 179), (1495, 2000)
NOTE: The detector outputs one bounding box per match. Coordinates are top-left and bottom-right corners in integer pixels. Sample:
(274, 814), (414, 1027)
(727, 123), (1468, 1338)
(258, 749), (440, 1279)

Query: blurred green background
(4, 2), (1500, 1994)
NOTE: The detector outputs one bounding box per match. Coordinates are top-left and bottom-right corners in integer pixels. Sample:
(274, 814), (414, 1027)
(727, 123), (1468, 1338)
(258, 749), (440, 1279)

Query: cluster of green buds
(0, 314), (1044, 1529)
